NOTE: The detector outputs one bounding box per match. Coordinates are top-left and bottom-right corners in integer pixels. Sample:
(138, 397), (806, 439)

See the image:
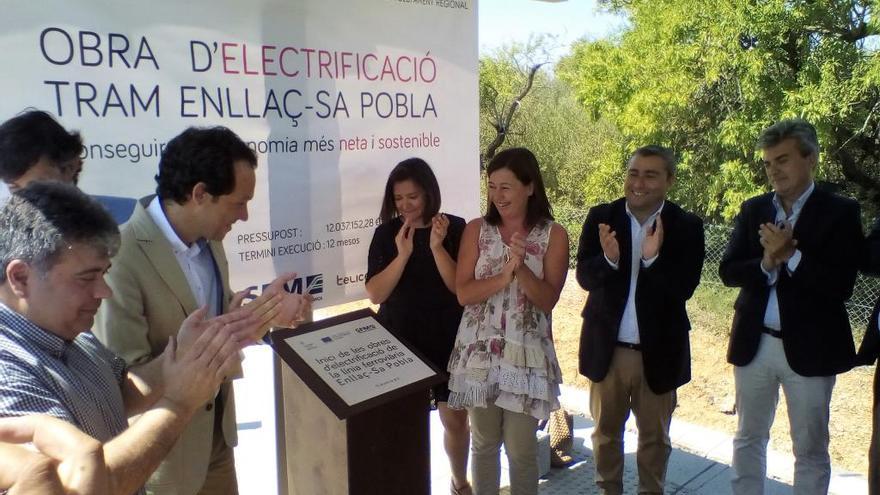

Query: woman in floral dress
(447, 147), (569, 495)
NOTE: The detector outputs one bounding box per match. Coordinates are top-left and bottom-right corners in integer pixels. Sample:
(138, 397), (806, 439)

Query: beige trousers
(468, 403), (539, 495)
(589, 347), (676, 495)
(196, 416), (239, 495)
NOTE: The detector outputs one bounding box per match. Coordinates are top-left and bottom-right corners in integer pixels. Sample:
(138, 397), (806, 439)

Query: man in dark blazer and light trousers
(720, 119), (863, 495)
(577, 145), (705, 495)
(856, 219), (880, 495)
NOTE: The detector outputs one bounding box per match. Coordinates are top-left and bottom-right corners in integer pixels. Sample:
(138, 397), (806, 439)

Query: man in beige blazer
(94, 126), (304, 495)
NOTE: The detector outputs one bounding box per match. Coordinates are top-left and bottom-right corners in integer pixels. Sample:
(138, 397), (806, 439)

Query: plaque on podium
(271, 308), (445, 495)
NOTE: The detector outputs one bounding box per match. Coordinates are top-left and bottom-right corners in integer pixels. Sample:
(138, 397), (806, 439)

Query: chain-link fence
(702, 225), (880, 329)
(553, 206), (880, 329)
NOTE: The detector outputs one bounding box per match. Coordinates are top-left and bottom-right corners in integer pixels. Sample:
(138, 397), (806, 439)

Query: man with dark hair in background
(0, 110), (83, 192)
(720, 119), (863, 494)
(0, 109), (135, 223)
(576, 145), (705, 495)
(94, 126), (308, 495)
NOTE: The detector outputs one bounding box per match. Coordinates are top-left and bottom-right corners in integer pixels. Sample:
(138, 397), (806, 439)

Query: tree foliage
(558, 0), (880, 221)
(480, 36), (552, 169)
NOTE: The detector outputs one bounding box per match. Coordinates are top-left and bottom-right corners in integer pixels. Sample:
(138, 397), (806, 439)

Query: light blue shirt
(762, 182), (814, 330)
(605, 202), (663, 344)
(147, 197), (220, 318)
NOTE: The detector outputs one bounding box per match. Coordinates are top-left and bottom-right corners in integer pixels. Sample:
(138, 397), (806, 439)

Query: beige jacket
(93, 196), (237, 495)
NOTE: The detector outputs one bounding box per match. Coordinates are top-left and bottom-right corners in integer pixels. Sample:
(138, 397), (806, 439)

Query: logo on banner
(291, 273), (324, 296)
(355, 324), (376, 334)
(336, 273), (366, 286)
(244, 273), (324, 301)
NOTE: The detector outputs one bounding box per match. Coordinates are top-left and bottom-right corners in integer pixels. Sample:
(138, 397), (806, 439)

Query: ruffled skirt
(446, 300), (562, 420)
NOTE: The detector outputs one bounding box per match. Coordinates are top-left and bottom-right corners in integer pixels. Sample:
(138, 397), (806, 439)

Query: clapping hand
(256, 272), (312, 330)
(272, 292), (312, 329)
(509, 231), (526, 265)
(0, 415), (109, 495)
(228, 272), (314, 340)
(176, 305), (269, 358)
(429, 214), (449, 250)
(163, 311), (245, 411)
(759, 221), (797, 271)
(502, 231), (526, 282)
(641, 217), (664, 260)
(598, 223), (620, 264)
(395, 218), (415, 259)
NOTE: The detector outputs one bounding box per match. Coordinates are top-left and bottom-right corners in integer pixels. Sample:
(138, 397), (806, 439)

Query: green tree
(558, 0), (880, 221)
(480, 36), (552, 169)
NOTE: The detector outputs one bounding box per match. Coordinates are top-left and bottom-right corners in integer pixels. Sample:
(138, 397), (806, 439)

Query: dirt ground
(551, 270), (874, 476)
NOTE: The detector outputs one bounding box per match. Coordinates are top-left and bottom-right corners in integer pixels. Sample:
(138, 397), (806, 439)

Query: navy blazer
(857, 217), (880, 365)
(720, 188), (863, 376)
(576, 198), (705, 394)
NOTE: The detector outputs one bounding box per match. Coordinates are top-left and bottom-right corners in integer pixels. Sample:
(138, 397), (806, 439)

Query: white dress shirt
(605, 202), (663, 344)
(147, 197), (221, 318)
(761, 182), (814, 330)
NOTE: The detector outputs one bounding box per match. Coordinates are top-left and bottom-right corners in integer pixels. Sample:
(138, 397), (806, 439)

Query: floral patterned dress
(447, 219), (562, 420)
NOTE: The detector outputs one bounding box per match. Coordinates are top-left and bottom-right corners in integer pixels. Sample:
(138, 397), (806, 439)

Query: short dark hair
(0, 110), (83, 181)
(484, 147), (554, 227)
(156, 126), (257, 204)
(379, 158), (442, 224)
(756, 119), (819, 157)
(0, 182), (119, 283)
(630, 145), (677, 176)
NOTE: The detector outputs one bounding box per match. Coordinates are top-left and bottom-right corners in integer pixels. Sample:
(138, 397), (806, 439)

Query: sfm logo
(245, 273), (324, 299)
(289, 274), (324, 296)
(354, 324), (375, 334)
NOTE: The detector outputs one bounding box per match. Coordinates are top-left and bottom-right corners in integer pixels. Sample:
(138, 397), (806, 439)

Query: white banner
(0, 0), (480, 308)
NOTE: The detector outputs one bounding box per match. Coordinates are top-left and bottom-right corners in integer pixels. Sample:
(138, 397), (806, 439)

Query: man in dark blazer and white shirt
(856, 219), (880, 495)
(577, 145), (705, 495)
(720, 119), (863, 495)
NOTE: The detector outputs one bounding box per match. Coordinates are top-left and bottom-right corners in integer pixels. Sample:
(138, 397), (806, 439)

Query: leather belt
(762, 327), (783, 339)
(616, 341), (642, 351)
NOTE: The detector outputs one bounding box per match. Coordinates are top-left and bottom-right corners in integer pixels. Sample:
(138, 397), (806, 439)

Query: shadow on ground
(498, 416), (794, 495)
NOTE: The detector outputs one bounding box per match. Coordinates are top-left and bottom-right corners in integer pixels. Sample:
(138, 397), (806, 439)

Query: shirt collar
(625, 200), (665, 227)
(772, 181), (815, 220)
(146, 196), (204, 259)
(0, 302), (68, 358)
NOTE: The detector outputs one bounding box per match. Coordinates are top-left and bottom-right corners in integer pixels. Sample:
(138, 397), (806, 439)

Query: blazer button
(206, 403), (213, 411)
